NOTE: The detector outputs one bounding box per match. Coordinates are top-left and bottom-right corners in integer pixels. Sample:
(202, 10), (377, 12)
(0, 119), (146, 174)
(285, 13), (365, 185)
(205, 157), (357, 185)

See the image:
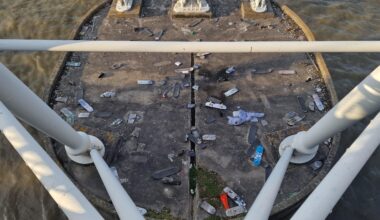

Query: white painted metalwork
(0, 63), (105, 164)
(245, 66), (380, 220)
(1, 40), (380, 53)
(90, 149), (144, 220)
(250, 0), (267, 13)
(279, 66), (380, 163)
(0, 101), (104, 220)
(173, 0), (210, 13)
(116, 0), (133, 12)
(245, 147), (294, 220)
(292, 111), (380, 220)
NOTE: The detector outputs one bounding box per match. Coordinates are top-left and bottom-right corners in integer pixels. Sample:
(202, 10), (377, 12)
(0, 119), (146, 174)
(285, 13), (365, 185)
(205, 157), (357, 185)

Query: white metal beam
(0, 101), (103, 220)
(0, 40), (380, 53)
(292, 111), (380, 220)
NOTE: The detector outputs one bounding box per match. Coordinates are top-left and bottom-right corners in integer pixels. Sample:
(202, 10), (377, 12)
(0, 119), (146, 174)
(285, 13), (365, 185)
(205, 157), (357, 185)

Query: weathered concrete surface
(48, 0), (336, 219)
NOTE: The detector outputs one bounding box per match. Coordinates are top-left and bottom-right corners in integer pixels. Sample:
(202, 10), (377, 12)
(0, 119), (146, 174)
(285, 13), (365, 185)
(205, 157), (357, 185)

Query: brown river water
(0, 0), (379, 219)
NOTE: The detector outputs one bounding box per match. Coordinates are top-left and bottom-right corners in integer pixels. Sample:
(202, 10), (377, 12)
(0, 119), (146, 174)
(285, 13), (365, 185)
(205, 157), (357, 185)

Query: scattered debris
(228, 110), (265, 126)
(207, 96), (222, 104)
(188, 18), (204, 28)
(305, 76), (312, 82)
(224, 87), (239, 97)
(60, 108), (75, 125)
(247, 124), (258, 146)
(200, 201), (216, 215)
(94, 111), (112, 118)
(137, 80), (154, 85)
(220, 193), (230, 210)
(111, 63), (125, 70)
(226, 66), (236, 74)
(283, 112), (305, 126)
(98, 72), (107, 78)
(158, 80), (167, 86)
(78, 112), (90, 118)
(259, 94), (271, 109)
(66, 61), (81, 67)
(205, 101), (227, 110)
(151, 166), (181, 180)
(312, 94), (325, 111)
(173, 83), (181, 98)
(223, 187), (246, 208)
(310, 160), (323, 171)
(196, 52), (211, 59)
(192, 85), (199, 91)
(202, 134), (216, 141)
(260, 119), (268, 126)
(154, 29), (165, 41)
(134, 27), (154, 36)
(55, 96), (68, 103)
(174, 61), (182, 67)
(255, 68), (273, 74)
(187, 103), (196, 109)
(162, 176), (181, 185)
(250, 145), (264, 167)
(127, 113), (137, 124)
(193, 64), (201, 69)
(308, 101), (315, 112)
(167, 153), (176, 162)
(131, 127), (141, 138)
(316, 86), (322, 93)
(110, 118), (123, 127)
(278, 70), (296, 75)
(137, 207), (147, 216)
(175, 67), (194, 74)
(100, 91), (116, 98)
(297, 96), (308, 113)
(78, 99), (94, 112)
(226, 206), (247, 217)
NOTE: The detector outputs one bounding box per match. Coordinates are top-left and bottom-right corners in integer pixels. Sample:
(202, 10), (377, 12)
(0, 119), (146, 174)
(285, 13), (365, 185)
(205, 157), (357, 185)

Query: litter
(60, 108), (75, 125)
(223, 187), (246, 208)
(200, 201), (216, 215)
(187, 103), (196, 109)
(98, 72), (107, 78)
(100, 91), (116, 98)
(278, 70), (296, 75)
(192, 85), (199, 91)
(250, 145), (264, 167)
(137, 80), (154, 85)
(255, 68), (273, 74)
(312, 94), (325, 111)
(162, 176), (181, 185)
(66, 61), (81, 67)
(134, 27), (154, 36)
(207, 96), (222, 104)
(226, 66), (236, 74)
(78, 112), (90, 118)
(173, 83), (181, 98)
(175, 61), (182, 67)
(316, 86), (322, 93)
(259, 94), (271, 109)
(227, 110), (265, 126)
(205, 101), (227, 110)
(137, 207), (147, 216)
(310, 160), (323, 171)
(224, 87), (239, 97)
(283, 111), (305, 126)
(225, 206), (247, 217)
(175, 67), (194, 74)
(308, 101), (315, 112)
(167, 153), (176, 162)
(94, 111), (112, 118)
(151, 166), (181, 180)
(297, 96), (308, 113)
(111, 63), (125, 70)
(260, 119), (268, 126)
(188, 18), (204, 27)
(131, 127), (141, 138)
(193, 64), (201, 69)
(127, 113), (137, 124)
(220, 193), (230, 210)
(78, 99), (94, 112)
(196, 52), (211, 59)
(154, 29), (165, 41)
(110, 118), (123, 127)
(247, 124), (258, 146)
(55, 96), (68, 103)
(202, 134), (216, 141)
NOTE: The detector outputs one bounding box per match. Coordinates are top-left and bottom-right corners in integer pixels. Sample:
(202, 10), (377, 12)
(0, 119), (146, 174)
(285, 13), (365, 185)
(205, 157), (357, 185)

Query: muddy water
(0, 0), (379, 219)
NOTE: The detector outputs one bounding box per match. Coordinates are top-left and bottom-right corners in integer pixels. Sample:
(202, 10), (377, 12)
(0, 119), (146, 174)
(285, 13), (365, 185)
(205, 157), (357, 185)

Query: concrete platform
(48, 0), (337, 219)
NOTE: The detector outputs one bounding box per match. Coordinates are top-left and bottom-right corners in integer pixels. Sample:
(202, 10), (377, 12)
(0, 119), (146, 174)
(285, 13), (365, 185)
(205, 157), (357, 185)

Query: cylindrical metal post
(0, 63), (104, 164)
(90, 149), (144, 220)
(0, 102), (104, 220)
(292, 112), (380, 220)
(0, 40), (380, 53)
(280, 66), (380, 163)
(245, 147), (294, 220)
